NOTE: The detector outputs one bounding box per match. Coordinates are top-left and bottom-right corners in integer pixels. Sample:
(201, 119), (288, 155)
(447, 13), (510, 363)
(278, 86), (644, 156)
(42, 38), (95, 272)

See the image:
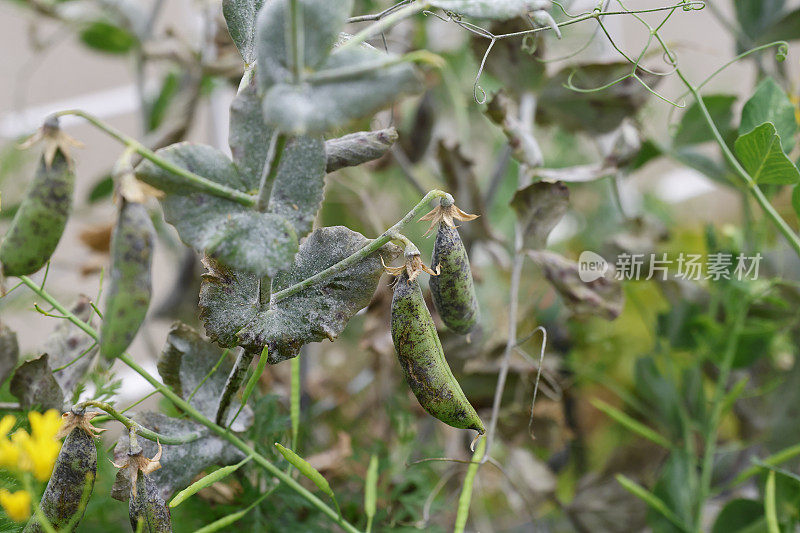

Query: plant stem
(53, 110), (256, 208)
(336, 2), (429, 53)
(289, 0), (303, 83)
(291, 356), (300, 449)
(16, 276), (362, 533)
(673, 69), (800, 258)
(75, 401), (201, 445)
(270, 189), (449, 303)
(256, 133), (288, 212)
(694, 301), (747, 531)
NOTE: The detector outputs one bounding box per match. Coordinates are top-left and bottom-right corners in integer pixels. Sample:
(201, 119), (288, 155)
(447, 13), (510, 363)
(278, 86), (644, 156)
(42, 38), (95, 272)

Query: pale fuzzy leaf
(9, 354), (64, 411)
(115, 412), (246, 501)
(262, 47), (420, 135)
(431, 0), (550, 19)
(44, 296), (99, 397)
(136, 142), (247, 194)
(222, 0), (266, 64)
(734, 123), (800, 185)
(0, 322), (19, 388)
(198, 257), (260, 348)
(267, 135), (326, 238)
(510, 181), (570, 250)
(529, 250), (624, 320)
(485, 91), (542, 167)
(535, 163), (616, 183)
(210, 211), (298, 278)
(256, 0), (354, 89)
(237, 226), (402, 362)
(739, 77), (797, 152)
(229, 80), (273, 190)
(325, 128), (398, 173)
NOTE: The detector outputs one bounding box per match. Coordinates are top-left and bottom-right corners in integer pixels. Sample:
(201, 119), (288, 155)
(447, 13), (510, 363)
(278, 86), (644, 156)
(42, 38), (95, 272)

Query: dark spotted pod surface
(23, 427), (96, 533)
(129, 474), (172, 533)
(429, 224), (480, 334)
(391, 272), (484, 433)
(100, 200), (155, 360)
(0, 150), (74, 276)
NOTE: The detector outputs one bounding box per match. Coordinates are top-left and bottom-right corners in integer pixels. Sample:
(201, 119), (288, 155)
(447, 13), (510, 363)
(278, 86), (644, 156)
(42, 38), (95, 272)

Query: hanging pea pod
(391, 272), (484, 433)
(24, 412), (99, 533)
(0, 148), (74, 277)
(129, 474), (172, 533)
(100, 199), (155, 360)
(429, 222), (480, 334)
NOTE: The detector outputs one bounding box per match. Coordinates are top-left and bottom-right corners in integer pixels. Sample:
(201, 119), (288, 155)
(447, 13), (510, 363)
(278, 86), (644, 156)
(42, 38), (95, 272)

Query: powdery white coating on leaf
(262, 47), (421, 135)
(229, 80), (273, 191)
(210, 211), (298, 278)
(45, 296), (99, 398)
(114, 412), (246, 502)
(137, 142), (247, 194)
(267, 135), (326, 238)
(9, 354), (64, 411)
(222, 0), (266, 64)
(198, 257), (260, 348)
(431, 0), (550, 19)
(325, 128), (398, 173)
(510, 181), (569, 250)
(0, 322), (19, 388)
(237, 226), (402, 363)
(256, 0), (354, 89)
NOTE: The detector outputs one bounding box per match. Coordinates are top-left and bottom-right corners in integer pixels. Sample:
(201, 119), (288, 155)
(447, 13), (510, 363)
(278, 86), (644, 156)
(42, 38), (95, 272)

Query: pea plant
(2, 0), (800, 531)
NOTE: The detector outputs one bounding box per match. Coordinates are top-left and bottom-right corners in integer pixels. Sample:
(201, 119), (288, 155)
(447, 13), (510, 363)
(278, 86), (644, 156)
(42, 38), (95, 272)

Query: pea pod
(391, 272), (484, 433)
(0, 149), (74, 276)
(23, 427), (96, 532)
(129, 474), (172, 533)
(429, 223), (480, 334)
(100, 200), (155, 360)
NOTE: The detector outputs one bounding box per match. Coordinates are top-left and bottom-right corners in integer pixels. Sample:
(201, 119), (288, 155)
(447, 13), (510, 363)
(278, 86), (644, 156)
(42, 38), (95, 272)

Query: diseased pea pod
(100, 200), (155, 360)
(129, 474), (172, 533)
(0, 149), (74, 277)
(23, 427), (96, 533)
(429, 223), (480, 334)
(391, 272), (484, 433)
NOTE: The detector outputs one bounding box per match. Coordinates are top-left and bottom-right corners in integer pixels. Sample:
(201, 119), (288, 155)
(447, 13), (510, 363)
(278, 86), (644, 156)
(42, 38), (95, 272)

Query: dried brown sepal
(419, 204), (479, 236)
(18, 117), (83, 169)
(57, 410), (106, 439)
(119, 172), (164, 204)
(112, 441), (163, 501)
(382, 254), (439, 284)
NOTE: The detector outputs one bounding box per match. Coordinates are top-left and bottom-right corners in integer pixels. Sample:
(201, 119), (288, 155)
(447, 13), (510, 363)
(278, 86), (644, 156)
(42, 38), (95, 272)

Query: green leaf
(734, 123), (800, 185)
(255, 0), (354, 88)
(267, 135), (326, 237)
(712, 499), (764, 533)
(274, 443), (335, 500)
(740, 78), (796, 152)
(430, 0), (548, 20)
(237, 226), (401, 362)
(364, 455), (378, 527)
(615, 474), (689, 533)
(222, 0), (266, 64)
(765, 471), (780, 533)
(674, 95), (737, 147)
(114, 412), (247, 501)
(590, 398), (672, 449)
(87, 175), (114, 203)
(262, 46), (420, 135)
(148, 71), (181, 132)
(136, 143), (299, 277)
(538, 62), (657, 134)
(761, 9), (800, 43)
(240, 345), (269, 405)
(793, 185), (800, 220)
(79, 21), (137, 54)
(650, 451), (695, 533)
(734, 0), (785, 42)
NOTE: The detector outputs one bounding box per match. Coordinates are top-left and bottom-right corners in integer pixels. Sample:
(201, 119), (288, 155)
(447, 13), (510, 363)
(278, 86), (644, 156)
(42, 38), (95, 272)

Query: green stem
(291, 356), (300, 450)
(674, 69), (800, 258)
(694, 302), (748, 531)
(16, 276), (362, 533)
(289, 0), (303, 83)
(54, 110), (256, 208)
(256, 133), (288, 212)
(335, 2), (429, 53)
(270, 189), (449, 303)
(75, 401), (201, 445)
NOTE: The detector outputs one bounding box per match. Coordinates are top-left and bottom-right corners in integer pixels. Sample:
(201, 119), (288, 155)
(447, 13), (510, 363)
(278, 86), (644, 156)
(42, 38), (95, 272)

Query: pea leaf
(712, 499), (764, 533)
(79, 21), (137, 54)
(45, 296), (100, 397)
(734, 123), (800, 185)
(157, 322), (253, 431)
(237, 226), (401, 363)
(114, 412), (247, 501)
(510, 181), (570, 250)
(734, 0), (785, 43)
(262, 46), (420, 135)
(229, 81), (272, 190)
(136, 143), (299, 278)
(430, 0), (549, 20)
(9, 354), (64, 411)
(674, 95), (737, 147)
(739, 77), (796, 152)
(198, 257), (260, 348)
(760, 9), (800, 43)
(222, 0), (266, 64)
(0, 322), (19, 388)
(255, 0), (354, 88)
(325, 129), (398, 173)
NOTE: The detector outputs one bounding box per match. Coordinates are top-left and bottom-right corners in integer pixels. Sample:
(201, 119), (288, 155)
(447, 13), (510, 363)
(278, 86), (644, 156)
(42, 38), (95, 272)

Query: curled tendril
(473, 38), (496, 104)
(776, 42), (789, 62)
(521, 34), (537, 55)
(681, 0), (706, 11)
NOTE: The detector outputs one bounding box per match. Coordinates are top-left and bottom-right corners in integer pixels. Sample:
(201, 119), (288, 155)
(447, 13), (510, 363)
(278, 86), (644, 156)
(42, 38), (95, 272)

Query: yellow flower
(19, 435), (61, 481)
(0, 415), (15, 437)
(0, 489), (31, 522)
(28, 410), (62, 442)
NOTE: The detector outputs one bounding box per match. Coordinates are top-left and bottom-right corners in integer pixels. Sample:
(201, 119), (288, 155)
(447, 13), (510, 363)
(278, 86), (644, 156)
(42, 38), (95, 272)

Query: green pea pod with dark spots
(100, 200), (155, 360)
(391, 272), (484, 433)
(429, 224), (480, 334)
(0, 149), (74, 277)
(23, 427), (96, 533)
(129, 474), (172, 533)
